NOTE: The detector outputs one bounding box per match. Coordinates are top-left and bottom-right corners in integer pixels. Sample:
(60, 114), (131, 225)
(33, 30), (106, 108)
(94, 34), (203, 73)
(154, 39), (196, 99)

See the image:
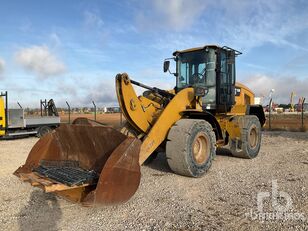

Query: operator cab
(164, 45), (242, 113)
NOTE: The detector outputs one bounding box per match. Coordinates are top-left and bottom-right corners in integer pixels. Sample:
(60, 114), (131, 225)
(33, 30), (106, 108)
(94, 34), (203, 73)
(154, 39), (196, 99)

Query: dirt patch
(263, 113), (308, 132)
(0, 132), (307, 230)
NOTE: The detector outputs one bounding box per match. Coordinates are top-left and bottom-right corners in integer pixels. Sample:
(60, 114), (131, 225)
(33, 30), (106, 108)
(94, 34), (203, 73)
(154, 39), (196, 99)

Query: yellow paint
(116, 73), (151, 133)
(228, 104), (247, 115)
(235, 82), (255, 105)
(0, 96), (5, 136)
(215, 114), (242, 145)
(225, 119), (241, 140)
(173, 44), (220, 55)
(116, 73), (261, 165)
(138, 96), (161, 125)
(139, 88), (195, 164)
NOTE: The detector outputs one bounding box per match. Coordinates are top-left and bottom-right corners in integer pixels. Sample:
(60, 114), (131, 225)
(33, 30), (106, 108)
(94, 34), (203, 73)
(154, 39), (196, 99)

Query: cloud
(142, 0), (308, 53)
(49, 33), (61, 47)
(136, 0), (206, 31)
(83, 78), (173, 107)
(83, 81), (117, 105)
(205, 0), (308, 51)
(0, 57), (5, 78)
(52, 73), (119, 107)
(154, 0), (206, 30)
(19, 18), (32, 32)
(15, 45), (66, 78)
(243, 74), (308, 104)
(82, 10), (110, 44)
(84, 10), (104, 29)
(53, 71), (174, 107)
(284, 53), (308, 69)
(57, 83), (77, 97)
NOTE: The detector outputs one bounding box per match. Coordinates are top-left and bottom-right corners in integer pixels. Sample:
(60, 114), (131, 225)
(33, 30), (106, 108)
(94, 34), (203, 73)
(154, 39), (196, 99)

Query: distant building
(103, 106), (121, 113)
(254, 97), (261, 105)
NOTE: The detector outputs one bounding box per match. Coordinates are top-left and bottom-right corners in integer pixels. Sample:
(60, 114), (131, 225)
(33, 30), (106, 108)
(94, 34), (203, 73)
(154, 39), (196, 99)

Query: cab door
(217, 49), (235, 111)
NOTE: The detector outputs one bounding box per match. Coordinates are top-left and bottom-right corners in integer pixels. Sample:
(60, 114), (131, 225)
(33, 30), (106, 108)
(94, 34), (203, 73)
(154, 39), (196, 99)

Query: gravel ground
(0, 131), (307, 231)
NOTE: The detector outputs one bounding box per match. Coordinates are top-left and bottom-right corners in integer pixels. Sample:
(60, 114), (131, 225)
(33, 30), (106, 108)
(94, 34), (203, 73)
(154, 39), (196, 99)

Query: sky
(0, 0), (308, 108)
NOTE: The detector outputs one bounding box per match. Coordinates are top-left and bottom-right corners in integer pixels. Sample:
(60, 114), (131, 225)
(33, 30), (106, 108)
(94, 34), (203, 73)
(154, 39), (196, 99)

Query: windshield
(177, 49), (216, 89)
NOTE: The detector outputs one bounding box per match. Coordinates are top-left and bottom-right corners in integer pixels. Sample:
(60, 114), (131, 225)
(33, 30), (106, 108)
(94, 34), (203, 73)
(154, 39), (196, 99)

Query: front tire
(166, 119), (216, 177)
(230, 115), (261, 159)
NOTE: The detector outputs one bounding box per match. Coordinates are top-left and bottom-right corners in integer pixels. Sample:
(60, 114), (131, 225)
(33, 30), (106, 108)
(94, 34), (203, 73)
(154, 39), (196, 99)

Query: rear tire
(37, 126), (52, 138)
(166, 119), (216, 177)
(230, 115), (261, 159)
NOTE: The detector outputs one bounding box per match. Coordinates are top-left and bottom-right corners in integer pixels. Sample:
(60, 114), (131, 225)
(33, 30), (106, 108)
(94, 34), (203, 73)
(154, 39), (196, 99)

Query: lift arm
(138, 88), (196, 164)
(115, 73), (199, 164)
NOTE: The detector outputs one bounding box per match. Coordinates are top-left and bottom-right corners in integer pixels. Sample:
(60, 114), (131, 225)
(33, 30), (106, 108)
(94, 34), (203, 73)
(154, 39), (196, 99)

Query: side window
(227, 53), (235, 85)
(220, 52), (227, 84)
(235, 87), (241, 96)
(195, 63), (206, 85)
(179, 62), (189, 86)
(205, 49), (216, 87)
(198, 63), (205, 74)
(220, 50), (235, 86)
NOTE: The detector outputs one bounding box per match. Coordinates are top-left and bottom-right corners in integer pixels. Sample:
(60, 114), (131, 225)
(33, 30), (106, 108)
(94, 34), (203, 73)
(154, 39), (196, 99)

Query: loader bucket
(14, 123), (142, 206)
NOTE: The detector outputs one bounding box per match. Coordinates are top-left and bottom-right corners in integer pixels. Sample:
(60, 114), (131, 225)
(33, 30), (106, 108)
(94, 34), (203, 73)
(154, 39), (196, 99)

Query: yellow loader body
(14, 45), (265, 206)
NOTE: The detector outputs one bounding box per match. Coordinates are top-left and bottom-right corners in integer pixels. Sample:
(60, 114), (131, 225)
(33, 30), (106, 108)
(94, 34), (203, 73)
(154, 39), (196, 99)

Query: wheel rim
(42, 129), (48, 135)
(40, 127), (51, 137)
(192, 133), (209, 164)
(249, 125), (258, 148)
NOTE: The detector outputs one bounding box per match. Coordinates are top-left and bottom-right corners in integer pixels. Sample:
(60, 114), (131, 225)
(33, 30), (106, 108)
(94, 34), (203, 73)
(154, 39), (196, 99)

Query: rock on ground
(0, 131), (307, 230)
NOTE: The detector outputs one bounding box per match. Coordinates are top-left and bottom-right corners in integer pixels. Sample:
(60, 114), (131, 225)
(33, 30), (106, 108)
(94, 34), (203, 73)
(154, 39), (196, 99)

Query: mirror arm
(164, 57), (176, 76)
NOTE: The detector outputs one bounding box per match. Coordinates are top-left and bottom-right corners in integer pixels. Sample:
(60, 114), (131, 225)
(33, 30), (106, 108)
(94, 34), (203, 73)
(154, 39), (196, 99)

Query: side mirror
(163, 60), (170, 73)
(194, 86), (208, 97)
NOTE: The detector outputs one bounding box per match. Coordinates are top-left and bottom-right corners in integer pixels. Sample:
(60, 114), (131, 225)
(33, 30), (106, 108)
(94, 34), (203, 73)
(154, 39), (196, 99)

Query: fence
(266, 98), (307, 131)
(60, 101), (123, 127)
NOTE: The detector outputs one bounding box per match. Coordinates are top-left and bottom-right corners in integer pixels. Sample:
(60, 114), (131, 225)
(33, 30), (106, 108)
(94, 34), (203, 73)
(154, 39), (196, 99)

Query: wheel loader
(14, 45), (265, 206)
